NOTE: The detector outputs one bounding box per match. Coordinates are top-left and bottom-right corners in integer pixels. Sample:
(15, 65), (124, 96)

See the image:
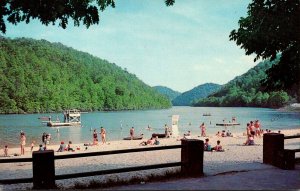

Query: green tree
(268, 91), (289, 108)
(0, 0), (175, 34)
(230, 0), (300, 101)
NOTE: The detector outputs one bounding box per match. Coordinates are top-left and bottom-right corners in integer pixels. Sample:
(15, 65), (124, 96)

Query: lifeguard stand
(63, 109), (81, 123)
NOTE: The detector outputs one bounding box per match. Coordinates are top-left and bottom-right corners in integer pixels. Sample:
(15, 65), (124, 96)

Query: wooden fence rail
(263, 133), (300, 170)
(0, 139), (204, 189)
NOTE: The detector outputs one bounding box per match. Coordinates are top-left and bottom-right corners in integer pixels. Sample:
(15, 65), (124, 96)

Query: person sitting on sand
(57, 141), (65, 152)
(66, 141), (75, 151)
(244, 135), (255, 145)
(93, 129), (98, 145)
(4, 145), (8, 157)
(221, 130), (226, 137)
(216, 131), (221, 137)
(204, 138), (211, 151)
(226, 130), (233, 137)
(38, 144), (44, 151)
(184, 131), (191, 139)
(139, 137), (155, 146)
(154, 136), (160, 145)
(212, 140), (224, 151)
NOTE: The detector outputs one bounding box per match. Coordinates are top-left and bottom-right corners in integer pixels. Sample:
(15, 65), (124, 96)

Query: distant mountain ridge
(153, 86), (181, 101)
(172, 83), (222, 106)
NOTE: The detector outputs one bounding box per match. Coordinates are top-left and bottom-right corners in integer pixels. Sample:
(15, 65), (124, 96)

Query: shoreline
(0, 128), (299, 190)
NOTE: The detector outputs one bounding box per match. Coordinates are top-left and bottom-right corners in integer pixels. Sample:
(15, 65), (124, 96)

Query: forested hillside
(193, 58), (291, 108)
(172, 83), (221, 106)
(153, 86), (181, 101)
(0, 37), (171, 114)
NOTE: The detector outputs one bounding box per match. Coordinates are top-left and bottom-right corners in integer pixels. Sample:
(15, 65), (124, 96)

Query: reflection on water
(0, 106), (299, 147)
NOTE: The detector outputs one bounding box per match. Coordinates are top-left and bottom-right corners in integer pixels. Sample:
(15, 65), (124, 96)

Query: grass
(64, 168), (191, 190)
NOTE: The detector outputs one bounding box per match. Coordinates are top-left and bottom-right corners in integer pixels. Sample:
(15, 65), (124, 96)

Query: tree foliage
(193, 59), (291, 108)
(0, 37), (171, 114)
(229, 0), (300, 101)
(0, 0), (175, 34)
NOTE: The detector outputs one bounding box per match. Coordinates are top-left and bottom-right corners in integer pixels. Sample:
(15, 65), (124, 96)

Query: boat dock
(47, 109), (81, 127)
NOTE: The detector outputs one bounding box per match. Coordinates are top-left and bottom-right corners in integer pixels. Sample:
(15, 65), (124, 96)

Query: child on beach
(31, 141), (35, 152)
(57, 141), (65, 152)
(38, 144), (44, 151)
(4, 145), (8, 157)
(212, 140), (224, 152)
(183, 131), (191, 139)
(244, 135), (255, 145)
(204, 138), (211, 151)
(67, 141), (75, 151)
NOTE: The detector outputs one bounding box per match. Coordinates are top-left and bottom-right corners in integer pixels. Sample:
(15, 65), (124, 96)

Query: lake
(0, 106), (299, 147)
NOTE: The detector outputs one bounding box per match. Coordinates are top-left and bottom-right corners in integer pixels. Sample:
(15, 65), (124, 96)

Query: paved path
(104, 164), (300, 190)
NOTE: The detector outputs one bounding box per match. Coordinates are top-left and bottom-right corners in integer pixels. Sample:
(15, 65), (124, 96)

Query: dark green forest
(193, 58), (292, 108)
(0, 37), (171, 114)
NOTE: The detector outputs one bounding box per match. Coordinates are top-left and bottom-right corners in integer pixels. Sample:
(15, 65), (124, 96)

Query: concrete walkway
(103, 164), (300, 190)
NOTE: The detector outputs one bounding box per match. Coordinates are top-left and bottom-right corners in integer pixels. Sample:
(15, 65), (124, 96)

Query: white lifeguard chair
(63, 109), (81, 123)
(171, 115), (180, 138)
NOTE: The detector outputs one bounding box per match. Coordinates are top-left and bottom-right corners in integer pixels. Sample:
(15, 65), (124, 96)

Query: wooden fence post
(181, 139), (204, 177)
(32, 150), (56, 189)
(263, 133), (284, 165)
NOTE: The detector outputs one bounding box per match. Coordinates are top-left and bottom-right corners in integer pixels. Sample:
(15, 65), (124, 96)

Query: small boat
(152, 133), (166, 138)
(47, 121), (81, 127)
(203, 113), (211, 116)
(38, 116), (51, 120)
(123, 134), (143, 140)
(216, 123), (240, 126)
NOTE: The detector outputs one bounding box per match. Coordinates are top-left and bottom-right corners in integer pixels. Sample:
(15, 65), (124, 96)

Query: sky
(4, 0), (258, 93)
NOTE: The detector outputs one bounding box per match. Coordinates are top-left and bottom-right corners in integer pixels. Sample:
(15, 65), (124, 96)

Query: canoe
(152, 133), (166, 138)
(216, 123), (240, 126)
(123, 134), (143, 140)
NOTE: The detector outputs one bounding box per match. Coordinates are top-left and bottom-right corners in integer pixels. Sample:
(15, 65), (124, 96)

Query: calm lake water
(0, 106), (299, 147)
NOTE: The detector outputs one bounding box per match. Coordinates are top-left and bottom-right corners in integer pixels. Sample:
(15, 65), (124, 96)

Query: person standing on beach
(254, 120), (261, 138)
(31, 141), (35, 152)
(4, 145), (8, 157)
(200, 123), (206, 137)
(130, 127), (135, 140)
(100, 127), (106, 144)
(20, 132), (26, 155)
(250, 121), (255, 136)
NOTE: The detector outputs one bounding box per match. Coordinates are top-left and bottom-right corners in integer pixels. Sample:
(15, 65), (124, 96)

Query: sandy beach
(0, 128), (299, 190)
